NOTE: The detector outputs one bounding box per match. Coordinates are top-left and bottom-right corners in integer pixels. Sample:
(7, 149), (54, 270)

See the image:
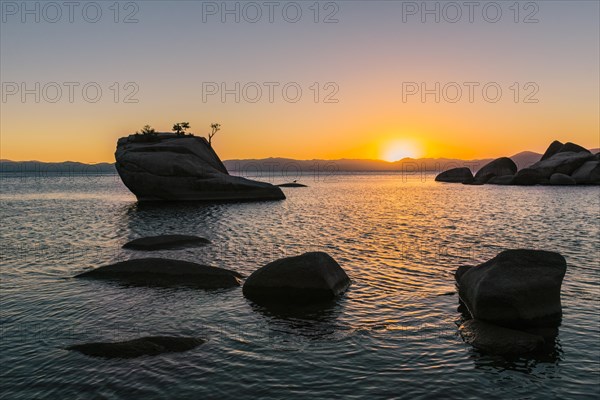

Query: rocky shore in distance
(436, 141), (599, 185)
(115, 133), (285, 201)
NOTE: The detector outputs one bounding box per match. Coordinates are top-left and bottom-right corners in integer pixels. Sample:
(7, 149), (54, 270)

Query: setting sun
(382, 140), (421, 162)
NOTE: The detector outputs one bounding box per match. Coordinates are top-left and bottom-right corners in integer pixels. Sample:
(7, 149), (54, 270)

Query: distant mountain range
(2, 148), (598, 174)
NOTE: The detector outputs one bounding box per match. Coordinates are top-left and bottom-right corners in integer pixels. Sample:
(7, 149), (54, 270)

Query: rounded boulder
(243, 252), (351, 304)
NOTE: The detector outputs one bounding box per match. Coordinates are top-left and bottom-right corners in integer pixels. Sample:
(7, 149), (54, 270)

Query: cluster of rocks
(455, 249), (567, 355)
(436, 141), (599, 185)
(70, 235), (351, 358)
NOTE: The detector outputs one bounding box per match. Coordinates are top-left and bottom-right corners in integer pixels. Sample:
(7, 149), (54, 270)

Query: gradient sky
(1, 0), (599, 162)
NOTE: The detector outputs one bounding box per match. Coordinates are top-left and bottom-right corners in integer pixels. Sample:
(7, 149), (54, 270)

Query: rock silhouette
(435, 167), (473, 183)
(115, 133), (285, 201)
(455, 249), (566, 329)
(243, 252), (351, 304)
(76, 258), (242, 288)
(436, 141), (598, 186)
(68, 336), (204, 358)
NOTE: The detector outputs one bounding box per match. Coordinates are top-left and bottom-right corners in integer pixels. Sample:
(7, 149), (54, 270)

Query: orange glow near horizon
(1, 2), (598, 164)
(381, 140), (422, 162)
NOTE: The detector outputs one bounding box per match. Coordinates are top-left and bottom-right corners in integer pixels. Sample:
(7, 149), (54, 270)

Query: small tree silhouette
(208, 123), (221, 146)
(139, 125), (156, 135)
(173, 122), (190, 135)
(172, 123), (182, 135)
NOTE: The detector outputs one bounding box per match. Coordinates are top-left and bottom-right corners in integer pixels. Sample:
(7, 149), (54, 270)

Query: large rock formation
(474, 157), (517, 183)
(243, 252), (351, 304)
(75, 258), (242, 288)
(67, 336), (204, 358)
(435, 167), (473, 183)
(455, 250), (566, 328)
(115, 133), (285, 201)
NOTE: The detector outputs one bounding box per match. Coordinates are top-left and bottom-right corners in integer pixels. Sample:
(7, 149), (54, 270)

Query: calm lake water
(1, 173), (599, 399)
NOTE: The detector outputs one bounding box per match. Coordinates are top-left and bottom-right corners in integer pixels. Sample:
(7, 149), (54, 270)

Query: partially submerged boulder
(277, 183), (308, 187)
(435, 167), (473, 183)
(123, 235), (210, 250)
(243, 252), (351, 304)
(474, 157), (517, 183)
(455, 249), (566, 328)
(75, 258), (242, 288)
(115, 133), (285, 201)
(67, 336), (204, 358)
(459, 319), (544, 355)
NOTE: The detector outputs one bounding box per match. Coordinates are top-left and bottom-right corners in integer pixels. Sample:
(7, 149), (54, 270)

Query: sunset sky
(1, 1), (598, 163)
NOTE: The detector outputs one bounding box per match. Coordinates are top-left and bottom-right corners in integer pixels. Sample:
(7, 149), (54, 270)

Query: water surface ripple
(1, 174), (598, 399)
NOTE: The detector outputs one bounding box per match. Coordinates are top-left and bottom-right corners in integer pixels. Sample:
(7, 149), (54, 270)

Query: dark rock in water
(549, 173), (576, 186)
(435, 167), (473, 183)
(487, 175), (514, 185)
(75, 258), (242, 288)
(474, 157), (517, 183)
(571, 161), (600, 184)
(557, 142), (591, 155)
(540, 140), (564, 161)
(115, 133), (285, 202)
(123, 235), (210, 250)
(67, 336), (204, 358)
(243, 252), (351, 304)
(459, 319), (544, 355)
(512, 168), (545, 185)
(456, 249), (566, 328)
(277, 183), (308, 187)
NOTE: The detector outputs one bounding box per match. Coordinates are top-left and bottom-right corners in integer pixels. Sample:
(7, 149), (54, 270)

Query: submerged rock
(549, 173), (576, 186)
(455, 249), (566, 328)
(75, 258), (242, 288)
(67, 336), (204, 358)
(474, 157), (517, 183)
(115, 133), (285, 202)
(459, 319), (544, 355)
(123, 234), (210, 250)
(243, 252), (351, 304)
(277, 183), (308, 187)
(435, 167), (473, 183)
